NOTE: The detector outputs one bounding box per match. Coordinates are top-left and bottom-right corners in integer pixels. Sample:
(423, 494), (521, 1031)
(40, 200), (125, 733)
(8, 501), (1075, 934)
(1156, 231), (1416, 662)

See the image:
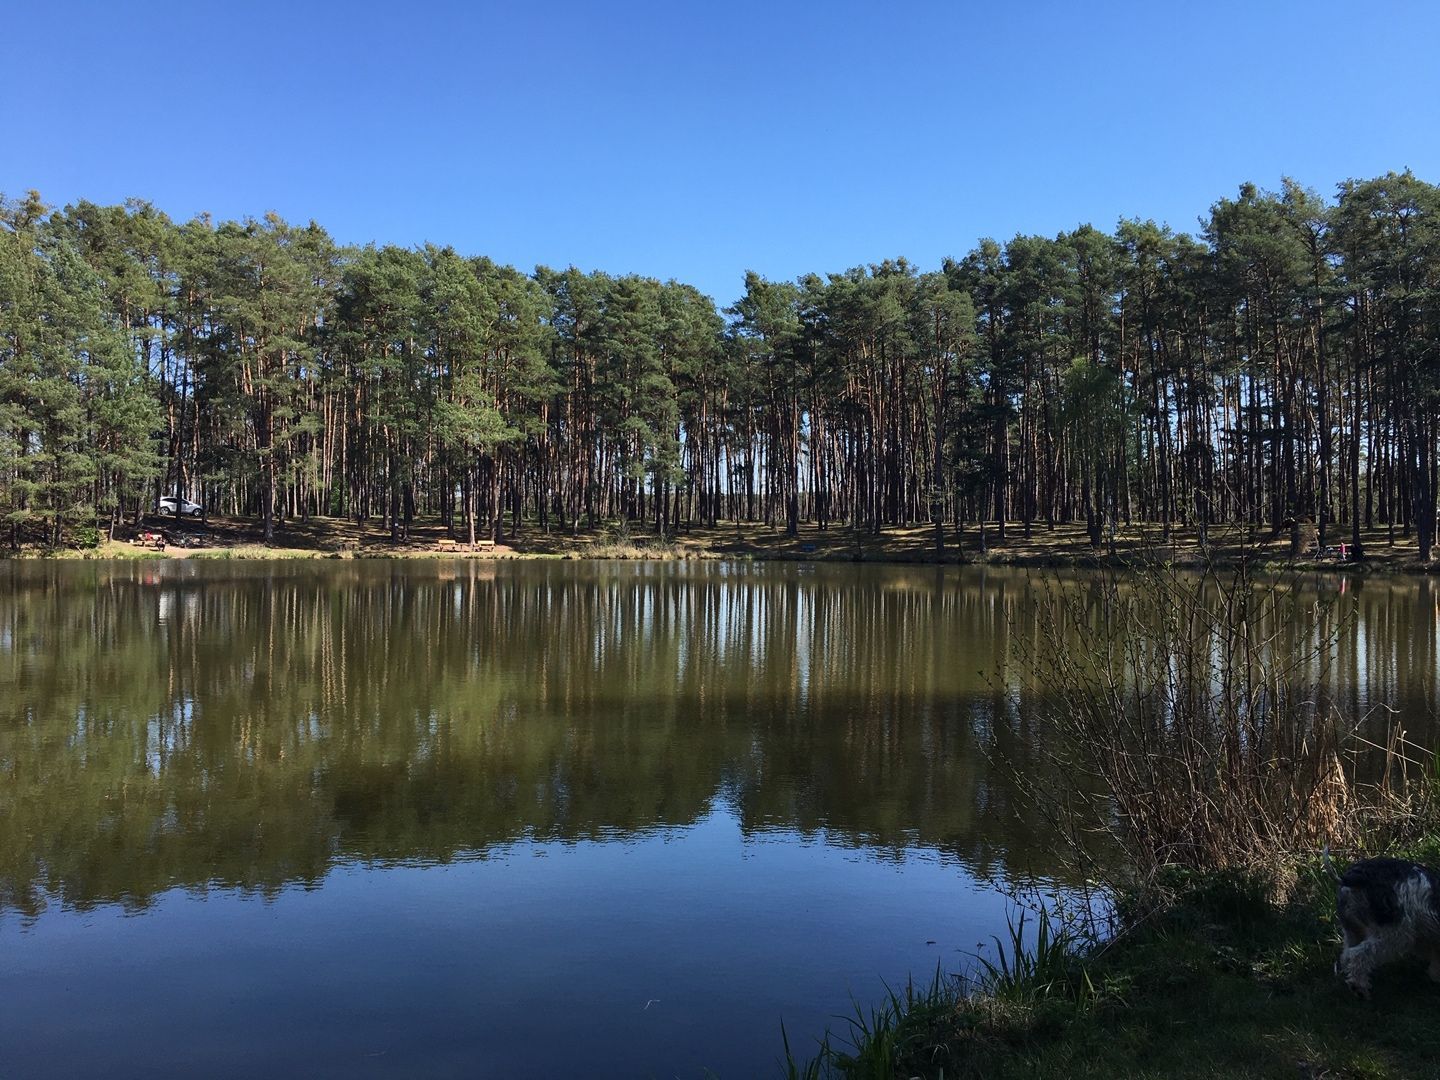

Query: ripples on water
(0, 560), (1435, 1077)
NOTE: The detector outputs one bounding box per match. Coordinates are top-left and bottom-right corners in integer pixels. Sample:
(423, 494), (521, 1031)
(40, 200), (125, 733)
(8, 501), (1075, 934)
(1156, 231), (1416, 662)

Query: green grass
(188, 545), (326, 560)
(2, 542), (167, 560)
(790, 853), (1440, 1079)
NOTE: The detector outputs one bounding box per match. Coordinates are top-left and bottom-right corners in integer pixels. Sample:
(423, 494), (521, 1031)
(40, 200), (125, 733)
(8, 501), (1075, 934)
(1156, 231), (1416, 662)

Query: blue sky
(5, 0), (1438, 305)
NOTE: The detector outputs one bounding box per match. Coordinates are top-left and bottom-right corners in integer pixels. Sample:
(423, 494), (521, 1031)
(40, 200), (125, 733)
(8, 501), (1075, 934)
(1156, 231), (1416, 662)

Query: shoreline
(10, 549), (1439, 577)
(4, 517), (1437, 577)
(790, 848), (1440, 1080)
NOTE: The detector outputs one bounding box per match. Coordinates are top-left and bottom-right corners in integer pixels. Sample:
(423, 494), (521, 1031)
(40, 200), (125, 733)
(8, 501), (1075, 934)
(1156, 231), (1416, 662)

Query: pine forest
(2, 172), (1438, 559)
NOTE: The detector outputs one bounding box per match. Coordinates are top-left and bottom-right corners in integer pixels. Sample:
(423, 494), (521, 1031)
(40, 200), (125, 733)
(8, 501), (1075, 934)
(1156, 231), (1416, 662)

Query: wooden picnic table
(435, 537), (497, 553)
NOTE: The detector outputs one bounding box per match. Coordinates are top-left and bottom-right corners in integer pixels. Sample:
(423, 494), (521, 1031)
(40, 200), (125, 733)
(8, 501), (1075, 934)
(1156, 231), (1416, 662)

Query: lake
(1, 560), (1435, 1077)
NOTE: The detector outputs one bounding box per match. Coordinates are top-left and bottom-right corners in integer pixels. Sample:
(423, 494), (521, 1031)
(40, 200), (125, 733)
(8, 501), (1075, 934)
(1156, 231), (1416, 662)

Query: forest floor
(27, 515), (1439, 574)
(790, 844), (1440, 1080)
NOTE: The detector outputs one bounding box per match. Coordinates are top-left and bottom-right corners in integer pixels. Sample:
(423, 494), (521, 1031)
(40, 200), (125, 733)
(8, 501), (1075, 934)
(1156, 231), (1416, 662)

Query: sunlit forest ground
(22, 515), (1440, 573)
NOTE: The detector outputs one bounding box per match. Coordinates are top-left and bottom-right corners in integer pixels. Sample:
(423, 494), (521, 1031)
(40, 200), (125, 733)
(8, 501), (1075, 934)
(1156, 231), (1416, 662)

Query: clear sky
(4, 0), (1438, 306)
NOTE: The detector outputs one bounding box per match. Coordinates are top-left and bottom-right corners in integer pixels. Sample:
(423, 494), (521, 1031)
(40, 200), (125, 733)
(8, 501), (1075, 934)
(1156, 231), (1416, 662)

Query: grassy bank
(792, 843), (1440, 1079)
(5, 517), (1438, 574)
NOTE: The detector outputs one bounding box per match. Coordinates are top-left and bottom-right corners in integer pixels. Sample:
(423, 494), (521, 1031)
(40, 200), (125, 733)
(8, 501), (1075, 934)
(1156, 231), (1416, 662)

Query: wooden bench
(137, 531), (166, 551)
(435, 537), (498, 554)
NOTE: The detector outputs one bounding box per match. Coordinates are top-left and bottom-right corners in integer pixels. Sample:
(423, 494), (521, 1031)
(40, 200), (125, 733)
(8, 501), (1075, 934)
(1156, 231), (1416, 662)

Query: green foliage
(972, 908), (1095, 1007)
(4, 171), (1440, 557)
(70, 524), (101, 549)
(0, 192), (163, 546)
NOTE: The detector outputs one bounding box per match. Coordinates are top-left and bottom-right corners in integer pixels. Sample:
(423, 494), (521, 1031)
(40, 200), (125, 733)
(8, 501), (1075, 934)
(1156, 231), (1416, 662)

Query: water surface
(0, 560), (1435, 1077)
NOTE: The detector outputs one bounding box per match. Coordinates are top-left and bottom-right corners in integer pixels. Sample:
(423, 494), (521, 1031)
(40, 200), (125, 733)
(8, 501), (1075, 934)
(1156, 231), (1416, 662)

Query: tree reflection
(0, 561), (1433, 916)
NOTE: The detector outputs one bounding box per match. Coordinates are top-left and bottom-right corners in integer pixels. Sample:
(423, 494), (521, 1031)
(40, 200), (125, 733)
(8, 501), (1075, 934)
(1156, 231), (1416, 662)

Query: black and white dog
(1327, 848), (1440, 997)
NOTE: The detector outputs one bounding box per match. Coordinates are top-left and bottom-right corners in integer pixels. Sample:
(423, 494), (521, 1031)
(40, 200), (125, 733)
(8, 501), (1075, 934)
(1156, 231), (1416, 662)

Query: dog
(1325, 846), (1440, 997)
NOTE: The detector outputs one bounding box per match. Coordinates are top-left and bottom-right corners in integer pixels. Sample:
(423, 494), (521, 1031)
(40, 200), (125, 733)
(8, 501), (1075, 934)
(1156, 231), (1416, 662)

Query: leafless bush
(1014, 543), (1431, 885)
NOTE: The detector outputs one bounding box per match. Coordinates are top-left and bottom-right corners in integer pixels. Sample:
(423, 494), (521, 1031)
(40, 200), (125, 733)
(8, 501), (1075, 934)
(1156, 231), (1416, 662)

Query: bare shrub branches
(1013, 540), (1430, 882)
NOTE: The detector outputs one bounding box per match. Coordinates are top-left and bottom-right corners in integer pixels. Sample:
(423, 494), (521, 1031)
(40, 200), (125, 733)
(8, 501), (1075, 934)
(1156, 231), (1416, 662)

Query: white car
(157, 495), (203, 518)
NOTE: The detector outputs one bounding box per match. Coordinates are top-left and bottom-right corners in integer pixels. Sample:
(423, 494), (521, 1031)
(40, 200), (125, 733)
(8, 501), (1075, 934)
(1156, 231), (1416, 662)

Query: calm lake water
(1, 560), (1436, 1077)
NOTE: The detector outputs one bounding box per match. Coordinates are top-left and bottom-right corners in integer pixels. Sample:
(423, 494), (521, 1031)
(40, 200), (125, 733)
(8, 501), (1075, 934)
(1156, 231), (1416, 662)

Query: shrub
(1014, 531), (1430, 886)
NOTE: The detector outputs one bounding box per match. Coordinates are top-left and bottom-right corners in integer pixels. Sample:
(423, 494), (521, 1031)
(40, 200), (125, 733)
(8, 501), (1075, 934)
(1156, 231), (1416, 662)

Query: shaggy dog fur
(1328, 851), (1440, 997)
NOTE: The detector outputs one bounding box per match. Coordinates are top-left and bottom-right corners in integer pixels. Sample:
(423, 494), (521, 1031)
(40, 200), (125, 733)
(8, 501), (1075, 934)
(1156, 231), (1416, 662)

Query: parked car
(157, 495), (203, 518)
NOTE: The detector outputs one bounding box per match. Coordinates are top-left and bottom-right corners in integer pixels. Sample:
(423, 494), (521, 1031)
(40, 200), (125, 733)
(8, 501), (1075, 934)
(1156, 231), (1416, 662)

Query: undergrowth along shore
(785, 844), (1440, 1080)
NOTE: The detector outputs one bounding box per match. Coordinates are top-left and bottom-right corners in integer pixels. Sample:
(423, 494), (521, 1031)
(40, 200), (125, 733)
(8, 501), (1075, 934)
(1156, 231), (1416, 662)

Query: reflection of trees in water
(0, 562), (1434, 915)
(1008, 572), (1439, 744)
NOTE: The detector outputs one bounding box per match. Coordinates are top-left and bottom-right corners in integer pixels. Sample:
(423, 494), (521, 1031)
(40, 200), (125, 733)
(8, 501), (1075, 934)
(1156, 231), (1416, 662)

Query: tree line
(2, 172), (1438, 558)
